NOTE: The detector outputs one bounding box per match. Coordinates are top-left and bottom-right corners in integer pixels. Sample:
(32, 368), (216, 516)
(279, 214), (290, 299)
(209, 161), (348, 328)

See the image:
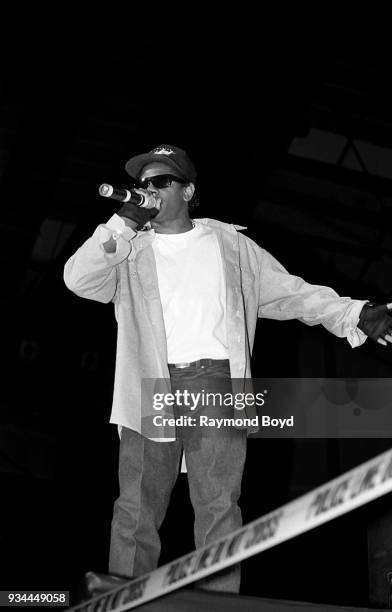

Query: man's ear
(183, 183), (195, 202)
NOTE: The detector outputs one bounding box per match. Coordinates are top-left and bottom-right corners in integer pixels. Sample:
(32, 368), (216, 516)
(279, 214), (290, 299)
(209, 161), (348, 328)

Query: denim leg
(109, 427), (182, 578)
(185, 428), (246, 592)
(170, 361), (247, 592)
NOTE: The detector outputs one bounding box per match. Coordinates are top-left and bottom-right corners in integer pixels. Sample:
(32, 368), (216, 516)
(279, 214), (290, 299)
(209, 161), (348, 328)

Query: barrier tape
(68, 447), (392, 612)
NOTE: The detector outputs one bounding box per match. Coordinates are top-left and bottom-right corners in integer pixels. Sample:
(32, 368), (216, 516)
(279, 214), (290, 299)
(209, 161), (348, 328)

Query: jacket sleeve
(257, 247), (368, 348)
(63, 214), (136, 303)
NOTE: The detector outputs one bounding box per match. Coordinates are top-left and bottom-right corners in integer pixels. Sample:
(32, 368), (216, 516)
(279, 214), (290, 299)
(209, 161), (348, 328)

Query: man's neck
(152, 216), (193, 235)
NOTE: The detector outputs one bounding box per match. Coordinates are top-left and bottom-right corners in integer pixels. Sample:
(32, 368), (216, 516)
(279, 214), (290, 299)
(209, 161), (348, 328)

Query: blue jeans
(108, 359), (247, 592)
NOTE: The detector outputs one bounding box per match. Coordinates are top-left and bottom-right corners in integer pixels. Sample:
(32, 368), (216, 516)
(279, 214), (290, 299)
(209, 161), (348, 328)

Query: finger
(387, 303), (392, 310)
(377, 338), (388, 346)
(385, 334), (392, 343)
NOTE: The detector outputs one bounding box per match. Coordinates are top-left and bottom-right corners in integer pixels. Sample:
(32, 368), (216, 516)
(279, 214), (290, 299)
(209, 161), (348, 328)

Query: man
(64, 144), (392, 593)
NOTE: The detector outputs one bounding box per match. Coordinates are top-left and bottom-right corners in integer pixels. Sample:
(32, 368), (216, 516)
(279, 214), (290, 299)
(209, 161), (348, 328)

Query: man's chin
(151, 204), (165, 222)
(154, 197), (163, 211)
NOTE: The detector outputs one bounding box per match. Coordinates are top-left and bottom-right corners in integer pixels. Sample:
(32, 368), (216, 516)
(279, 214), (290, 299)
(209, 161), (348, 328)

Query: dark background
(1, 37), (392, 608)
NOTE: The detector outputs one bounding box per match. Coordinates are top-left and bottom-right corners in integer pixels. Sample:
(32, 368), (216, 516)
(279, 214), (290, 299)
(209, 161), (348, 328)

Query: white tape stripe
(67, 447), (392, 612)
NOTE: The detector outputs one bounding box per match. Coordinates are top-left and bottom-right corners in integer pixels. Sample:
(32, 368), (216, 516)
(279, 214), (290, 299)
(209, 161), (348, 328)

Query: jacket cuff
(102, 214), (137, 241)
(347, 300), (369, 348)
(97, 214), (137, 255)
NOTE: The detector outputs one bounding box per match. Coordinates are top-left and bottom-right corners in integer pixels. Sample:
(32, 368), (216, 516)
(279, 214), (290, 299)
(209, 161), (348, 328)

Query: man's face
(138, 162), (190, 223)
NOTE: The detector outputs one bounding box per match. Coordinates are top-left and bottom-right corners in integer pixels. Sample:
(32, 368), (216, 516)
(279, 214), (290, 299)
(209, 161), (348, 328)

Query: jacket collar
(193, 218), (247, 232)
(132, 218), (246, 254)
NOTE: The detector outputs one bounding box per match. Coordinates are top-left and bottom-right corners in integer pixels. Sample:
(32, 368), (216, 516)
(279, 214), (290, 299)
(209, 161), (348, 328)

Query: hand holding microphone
(118, 193), (159, 230)
(99, 183), (160, 230)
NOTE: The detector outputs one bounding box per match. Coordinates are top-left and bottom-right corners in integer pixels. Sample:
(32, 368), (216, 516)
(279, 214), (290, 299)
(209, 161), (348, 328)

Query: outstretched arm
(257, 248), (368, 347)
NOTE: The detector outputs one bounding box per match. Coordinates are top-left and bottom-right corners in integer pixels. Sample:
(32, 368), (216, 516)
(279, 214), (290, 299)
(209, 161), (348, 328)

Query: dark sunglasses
(135, 174), (188, 190)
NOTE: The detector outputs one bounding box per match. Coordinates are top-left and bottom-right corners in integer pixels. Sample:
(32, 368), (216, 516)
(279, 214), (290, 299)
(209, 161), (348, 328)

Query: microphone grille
(99, 183), (113, 197)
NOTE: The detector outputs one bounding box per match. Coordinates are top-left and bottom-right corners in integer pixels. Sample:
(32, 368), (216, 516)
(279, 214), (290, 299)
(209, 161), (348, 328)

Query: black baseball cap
(125, 144), (197, 182)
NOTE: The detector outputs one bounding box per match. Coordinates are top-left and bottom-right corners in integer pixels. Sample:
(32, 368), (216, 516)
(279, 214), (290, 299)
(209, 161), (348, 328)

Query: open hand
(357, 302), (392, 346)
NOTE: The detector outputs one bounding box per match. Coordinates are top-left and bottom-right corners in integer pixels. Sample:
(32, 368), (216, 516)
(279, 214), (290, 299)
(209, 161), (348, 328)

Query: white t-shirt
(151, 222), (229, 363)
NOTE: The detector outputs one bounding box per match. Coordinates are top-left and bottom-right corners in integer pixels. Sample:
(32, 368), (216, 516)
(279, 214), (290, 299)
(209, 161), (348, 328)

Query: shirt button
(236, 310), (240, 317)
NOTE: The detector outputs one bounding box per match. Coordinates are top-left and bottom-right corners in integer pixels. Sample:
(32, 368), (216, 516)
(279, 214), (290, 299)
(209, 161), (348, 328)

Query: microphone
(98, 183), (152, 208)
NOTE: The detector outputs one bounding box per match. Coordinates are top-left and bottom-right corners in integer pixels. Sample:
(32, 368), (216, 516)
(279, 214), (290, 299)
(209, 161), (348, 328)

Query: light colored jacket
(64, 214), (367, 434)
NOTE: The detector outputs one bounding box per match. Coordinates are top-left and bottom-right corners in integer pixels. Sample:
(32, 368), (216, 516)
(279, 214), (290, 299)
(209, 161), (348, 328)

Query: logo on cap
(152, 147), (175, 156)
